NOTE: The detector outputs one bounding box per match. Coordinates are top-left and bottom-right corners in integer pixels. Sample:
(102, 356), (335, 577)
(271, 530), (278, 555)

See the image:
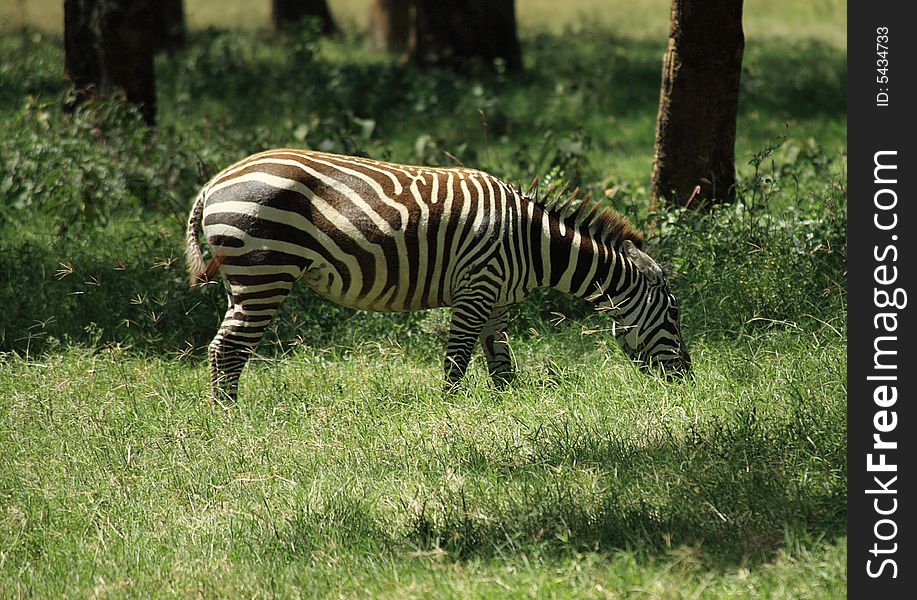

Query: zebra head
(607, 240), (690, 376)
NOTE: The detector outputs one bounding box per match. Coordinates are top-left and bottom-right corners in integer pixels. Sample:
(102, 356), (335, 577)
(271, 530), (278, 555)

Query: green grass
(0, 0), (847, 47)
(0, 1), (846, 596)
(2, 325), (845, 597)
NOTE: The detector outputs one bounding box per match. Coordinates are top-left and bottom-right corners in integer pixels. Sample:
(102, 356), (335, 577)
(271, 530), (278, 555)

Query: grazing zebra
(185, 149), (690, 402)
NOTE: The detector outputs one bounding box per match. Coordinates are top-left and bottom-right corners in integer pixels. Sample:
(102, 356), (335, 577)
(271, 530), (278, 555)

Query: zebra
(185, 149), (690, 402)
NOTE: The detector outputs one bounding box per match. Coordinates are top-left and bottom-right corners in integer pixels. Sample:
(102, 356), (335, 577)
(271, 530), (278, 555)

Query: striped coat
(186, 149), (689, 401)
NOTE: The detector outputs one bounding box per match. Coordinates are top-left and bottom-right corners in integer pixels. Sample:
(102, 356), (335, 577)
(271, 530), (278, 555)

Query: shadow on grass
(401, 400), (846, 567)
(242, 398), (844, 569)
(0, 25), (846, 124)
(741, 39), (847, 119)
(0, 233), (431, 356)
(1, 26), (845, 356)
(152, 31), (846, 136)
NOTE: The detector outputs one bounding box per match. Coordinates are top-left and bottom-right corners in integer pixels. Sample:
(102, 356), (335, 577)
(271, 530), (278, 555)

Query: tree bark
(97, 0), (157, 125)
(650, 0), (745, 209)
(272, 0), (338, 35)
(368, 0), (410, 54)
(409, 0), (522, 72)
(64, 0), (102, 105)
(151, 0), (185, 52)
(64, 0), (157, 125)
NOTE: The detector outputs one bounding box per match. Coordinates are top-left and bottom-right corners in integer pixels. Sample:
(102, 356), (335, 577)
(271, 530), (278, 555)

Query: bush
(653, 141), (846, 340)
(0, 26), (846, 358)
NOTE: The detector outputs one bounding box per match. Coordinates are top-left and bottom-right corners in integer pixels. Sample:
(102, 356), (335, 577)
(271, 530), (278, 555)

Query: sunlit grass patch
(1, 324), (844, 597)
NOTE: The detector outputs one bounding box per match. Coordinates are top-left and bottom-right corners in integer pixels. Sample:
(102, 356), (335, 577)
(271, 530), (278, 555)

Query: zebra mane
(523, 178), (645, 249)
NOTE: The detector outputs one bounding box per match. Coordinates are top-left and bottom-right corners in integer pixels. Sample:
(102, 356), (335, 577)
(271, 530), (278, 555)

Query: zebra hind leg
(208, 330), (252, 407)
(208, 287), (291, 405)
(478, 306), (514, 387)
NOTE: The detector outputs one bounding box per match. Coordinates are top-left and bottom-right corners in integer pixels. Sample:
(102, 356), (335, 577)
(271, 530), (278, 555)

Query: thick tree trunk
(151, 0), (185, 52)
(650, 0), (745, 209)
(368, 0), (410, 54)
(272, 0), (338, 35)
(64, 0), (102, 105)
(97, 0), (157, 125)
(409, 0), (522, 72)
(64, 0), (157, 125)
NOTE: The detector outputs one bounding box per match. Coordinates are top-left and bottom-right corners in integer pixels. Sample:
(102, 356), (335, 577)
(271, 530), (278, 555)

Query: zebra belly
(300, 255), (451, 312)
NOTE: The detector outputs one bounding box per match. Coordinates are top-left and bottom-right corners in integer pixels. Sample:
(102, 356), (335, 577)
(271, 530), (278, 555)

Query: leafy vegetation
(1, 3), (845, 597)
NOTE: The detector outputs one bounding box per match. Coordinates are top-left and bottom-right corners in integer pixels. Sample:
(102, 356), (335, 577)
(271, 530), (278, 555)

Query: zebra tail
(185, 188), (211, 287)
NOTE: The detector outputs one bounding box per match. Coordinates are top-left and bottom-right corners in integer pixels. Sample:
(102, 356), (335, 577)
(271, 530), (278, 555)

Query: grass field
(2, 329), (846, 597)
(1, 0), (847, 597)
(1, 0), (848, 46)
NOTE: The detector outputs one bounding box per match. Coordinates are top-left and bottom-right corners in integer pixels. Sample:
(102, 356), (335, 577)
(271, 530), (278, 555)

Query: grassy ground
(1, 1), (846, 597)
(1, 0), (847, 46)
(2, 328), (845, 597)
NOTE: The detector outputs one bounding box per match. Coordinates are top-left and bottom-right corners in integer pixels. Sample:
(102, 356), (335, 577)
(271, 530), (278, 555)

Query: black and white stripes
(186, 149), (689, 401)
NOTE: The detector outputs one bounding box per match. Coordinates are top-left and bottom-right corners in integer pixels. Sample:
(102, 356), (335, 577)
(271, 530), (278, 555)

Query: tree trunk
(368, 0), (410, 54)
(97, 0), (157, 125)
(64, 0), (157, 125)
(650, 0), (745, 209)
(409, 0), (522, 72)
(151, 0), (185, 52)
(64, 0), (102, 106)
(272, 0), (338, 35)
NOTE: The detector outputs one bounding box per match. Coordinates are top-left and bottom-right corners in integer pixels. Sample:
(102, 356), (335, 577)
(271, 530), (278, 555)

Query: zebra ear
(621, 239), (664, 280)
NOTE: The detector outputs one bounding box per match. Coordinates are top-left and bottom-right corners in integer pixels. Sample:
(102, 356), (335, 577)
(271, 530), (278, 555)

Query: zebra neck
(533, 206), (621, 301)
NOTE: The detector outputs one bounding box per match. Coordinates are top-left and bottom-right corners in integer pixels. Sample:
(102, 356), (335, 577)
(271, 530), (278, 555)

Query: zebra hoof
(210, 389), (237, 410)
(490, 372), (515, 389)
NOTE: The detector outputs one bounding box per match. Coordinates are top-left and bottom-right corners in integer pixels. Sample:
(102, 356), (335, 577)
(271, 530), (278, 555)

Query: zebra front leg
(479, 306), (514, 387)
(444, 297), (495, 389)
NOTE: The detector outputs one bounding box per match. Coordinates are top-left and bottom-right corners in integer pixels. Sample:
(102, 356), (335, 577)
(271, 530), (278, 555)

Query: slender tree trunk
(409, 0), (521, 72)
(650, 0), (745, 208)
(272, 0), (338, 35)
(368, 0), (410, 54)
(151, 0), (185, 52)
